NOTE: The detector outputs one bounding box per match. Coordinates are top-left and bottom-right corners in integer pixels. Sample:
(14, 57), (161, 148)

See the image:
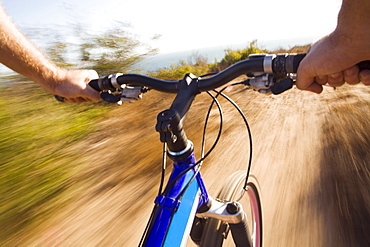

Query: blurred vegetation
(0, 20), (311, 243)
(209, 40), (269, 72)
(78, 25), (158, 75)
(272, 44), (311, 54)
(0, 82), (113, 243)
(20, 23), (158, 76)
(0, 23), (158, 243)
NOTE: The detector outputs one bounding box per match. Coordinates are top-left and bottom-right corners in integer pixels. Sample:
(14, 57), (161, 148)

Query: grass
(0, 81), (111, 242)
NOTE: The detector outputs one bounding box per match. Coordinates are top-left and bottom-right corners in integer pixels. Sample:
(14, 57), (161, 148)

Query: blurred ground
(7, 82), (370, 246)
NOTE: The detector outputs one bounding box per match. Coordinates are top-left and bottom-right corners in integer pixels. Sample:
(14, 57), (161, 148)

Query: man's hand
(295, 0), (370, 93)
(50, 69), (100, 103)
(0, 6), (100, 103)
(296, 32), (370, 93)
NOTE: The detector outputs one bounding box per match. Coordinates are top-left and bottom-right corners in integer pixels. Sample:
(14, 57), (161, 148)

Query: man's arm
(0, 5), (100, 103)
(296, 0), (370, 93)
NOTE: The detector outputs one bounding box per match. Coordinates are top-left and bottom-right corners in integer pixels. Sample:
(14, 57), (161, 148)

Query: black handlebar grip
(291, 53), (306, 73)
(89, 79), (101, 91)
(290, 54), (370, 73)
(273, 54), (306, 76)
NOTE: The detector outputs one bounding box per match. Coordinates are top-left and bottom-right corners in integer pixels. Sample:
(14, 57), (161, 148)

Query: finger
(315, 75), (328, 85)
(296, 59), (324, 93)
(360, 70), (370, 85)
(85, 86), (101, 102)
(295, 71), (312, 90)
(327, 72), (345, 87)
(81, 97), (95, 103)
(84, 70), (100, 102)
(75, 97), (88, 103)
(343, 66), (360, 84)
(296, 77), (323, 93)
(65, 97), (86, 104)
(64, 98), (76, 104)
(305, 82), (323, 93)
(295, 79), (323, 93)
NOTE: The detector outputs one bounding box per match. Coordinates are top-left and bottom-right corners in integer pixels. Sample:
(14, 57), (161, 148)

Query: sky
(1, 0), (342, 54)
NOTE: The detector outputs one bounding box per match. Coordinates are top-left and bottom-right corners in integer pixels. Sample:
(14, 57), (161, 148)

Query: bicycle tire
(199, 171), (263, 247)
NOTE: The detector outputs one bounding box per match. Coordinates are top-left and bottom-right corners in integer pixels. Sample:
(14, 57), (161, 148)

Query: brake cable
(159, 91), (224, 197)
(215, 83), (253, 189)
(167, 84), (253, 202)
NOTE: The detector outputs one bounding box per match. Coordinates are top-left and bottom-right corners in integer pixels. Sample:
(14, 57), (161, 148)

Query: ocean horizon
(134, 36), (318, 72)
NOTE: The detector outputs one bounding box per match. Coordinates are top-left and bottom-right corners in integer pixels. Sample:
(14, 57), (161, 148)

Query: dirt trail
(21, 84), (370, 246)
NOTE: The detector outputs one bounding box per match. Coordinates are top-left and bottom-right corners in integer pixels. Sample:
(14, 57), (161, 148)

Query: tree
(48, 42), (74, 68)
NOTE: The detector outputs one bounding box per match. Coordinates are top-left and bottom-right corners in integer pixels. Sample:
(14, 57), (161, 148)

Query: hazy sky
(2, 0), (342, 53)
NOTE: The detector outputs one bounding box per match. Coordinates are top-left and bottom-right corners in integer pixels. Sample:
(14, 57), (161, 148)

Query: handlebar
(88, 53), (304, 94)
(54, 53), (370, 102)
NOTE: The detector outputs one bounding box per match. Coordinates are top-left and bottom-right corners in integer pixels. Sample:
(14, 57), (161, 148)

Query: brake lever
(54, 79), (145, 104)
(242, 73), (295, 95)
(270, 78), (294, 94)
(101, 92), (121, 103)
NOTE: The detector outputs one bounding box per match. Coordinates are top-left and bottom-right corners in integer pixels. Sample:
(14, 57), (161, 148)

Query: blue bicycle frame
(140, 73), (224, 246)
(142, 152), (210, 246)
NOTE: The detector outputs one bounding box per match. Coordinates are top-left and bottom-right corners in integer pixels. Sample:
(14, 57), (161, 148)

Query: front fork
(197, 198), (245, 224)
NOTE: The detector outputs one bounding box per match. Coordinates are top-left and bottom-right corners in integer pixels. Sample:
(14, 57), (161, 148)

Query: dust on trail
(18, 83), (370, 246)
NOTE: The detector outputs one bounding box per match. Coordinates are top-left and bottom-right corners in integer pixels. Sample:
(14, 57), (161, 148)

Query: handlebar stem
(156, 108), (193, 159)
(155, 73), (200, 160)
(170, 73), (200, 118)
